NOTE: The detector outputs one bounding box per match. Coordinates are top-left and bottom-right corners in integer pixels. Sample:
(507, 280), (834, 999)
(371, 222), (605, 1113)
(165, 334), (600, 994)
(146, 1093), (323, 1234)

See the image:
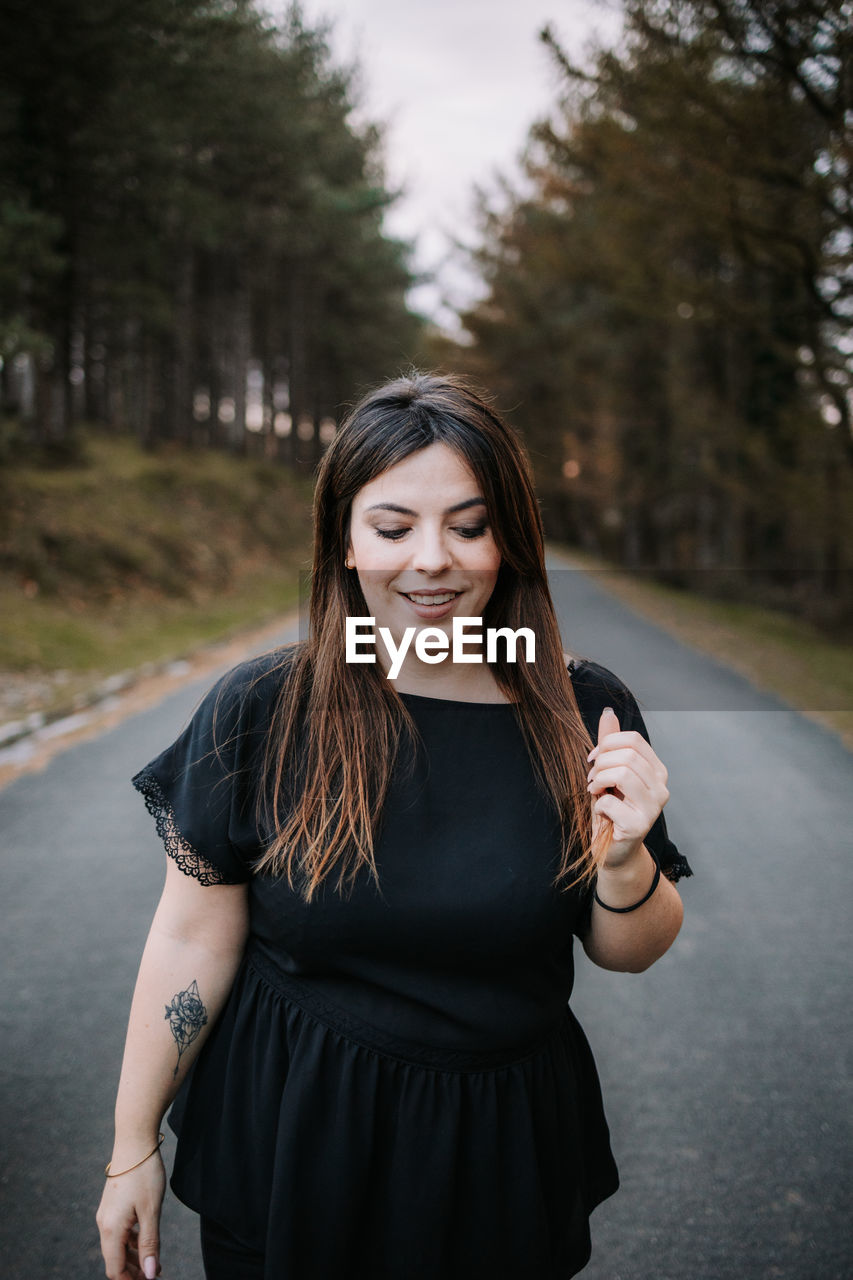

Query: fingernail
(587, 747), (598, 761)
(144, 1259), (157, 1279)
(602, 706), (612, 715)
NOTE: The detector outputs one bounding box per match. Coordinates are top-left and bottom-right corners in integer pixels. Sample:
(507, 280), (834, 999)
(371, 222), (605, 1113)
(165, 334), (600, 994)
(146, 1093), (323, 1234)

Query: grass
(1, 429), (313, 718)
(0, 566), (302, 668)
(2, 429), (850, 752)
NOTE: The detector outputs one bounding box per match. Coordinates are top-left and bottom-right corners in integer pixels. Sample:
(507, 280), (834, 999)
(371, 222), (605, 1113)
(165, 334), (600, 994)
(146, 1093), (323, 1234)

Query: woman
(96, 370), (691, 1280)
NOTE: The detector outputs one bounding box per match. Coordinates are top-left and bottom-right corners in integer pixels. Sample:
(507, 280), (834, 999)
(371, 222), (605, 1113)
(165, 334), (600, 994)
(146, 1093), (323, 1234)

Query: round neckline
(397, 690), (518, 708)
(394, 660), (583, 707)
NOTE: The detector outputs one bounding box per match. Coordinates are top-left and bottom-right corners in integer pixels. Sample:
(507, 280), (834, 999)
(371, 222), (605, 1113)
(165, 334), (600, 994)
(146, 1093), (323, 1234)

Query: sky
(283, 0), (625, 333)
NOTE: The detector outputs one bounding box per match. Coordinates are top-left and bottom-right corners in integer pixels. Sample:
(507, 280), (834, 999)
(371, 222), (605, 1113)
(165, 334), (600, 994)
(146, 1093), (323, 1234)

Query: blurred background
(1, 5), (852, 1278)
(1, 0), (851, 749)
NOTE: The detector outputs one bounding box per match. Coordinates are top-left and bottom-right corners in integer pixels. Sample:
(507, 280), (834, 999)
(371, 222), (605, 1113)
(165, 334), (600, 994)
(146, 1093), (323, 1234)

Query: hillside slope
(1, 432), (314, 718)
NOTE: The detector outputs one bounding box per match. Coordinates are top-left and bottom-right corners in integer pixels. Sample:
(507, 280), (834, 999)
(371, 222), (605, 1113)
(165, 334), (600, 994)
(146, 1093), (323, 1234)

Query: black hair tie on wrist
(594, 850), (661, 913)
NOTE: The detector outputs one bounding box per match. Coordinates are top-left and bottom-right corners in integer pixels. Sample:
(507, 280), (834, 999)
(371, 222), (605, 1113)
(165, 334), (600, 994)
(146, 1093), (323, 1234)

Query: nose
(409, 526), (453, 574)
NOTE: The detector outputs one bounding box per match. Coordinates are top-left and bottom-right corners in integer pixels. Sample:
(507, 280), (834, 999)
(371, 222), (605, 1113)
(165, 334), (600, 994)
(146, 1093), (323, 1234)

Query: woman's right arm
(96, 857), (249, 1280)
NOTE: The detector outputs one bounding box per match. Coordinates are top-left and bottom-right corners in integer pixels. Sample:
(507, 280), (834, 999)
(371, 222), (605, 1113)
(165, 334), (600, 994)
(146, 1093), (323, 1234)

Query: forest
(0, 0), (424, 466)
(452, 0), (852, 632)
(1, 0), (851, 634)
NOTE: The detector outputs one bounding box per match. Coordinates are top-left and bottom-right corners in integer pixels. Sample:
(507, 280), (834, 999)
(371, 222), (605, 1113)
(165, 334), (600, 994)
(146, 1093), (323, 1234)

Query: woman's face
(345, 442), (502, 665)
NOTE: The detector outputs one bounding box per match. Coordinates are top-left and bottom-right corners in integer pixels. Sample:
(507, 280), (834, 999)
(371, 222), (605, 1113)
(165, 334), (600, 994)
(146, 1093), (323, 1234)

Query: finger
(100, 1226), (134, 1280)
(596, 706), (620, 748)
(137, 1215), (160, 1280)
(593, 784), (662, 835)
(122, 1233), (143, 1280)
(589, 746), (657, 775)
(588, 758), (657, 800)
(591, 730), (662, 772)
(592, 790), (646, 833)
(589, 752), (653, 793)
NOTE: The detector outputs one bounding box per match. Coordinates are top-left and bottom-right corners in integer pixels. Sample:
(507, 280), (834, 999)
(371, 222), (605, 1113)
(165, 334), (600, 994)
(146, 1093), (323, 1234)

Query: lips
(398, 589), (463, 619)
(402, 591), (461, 606)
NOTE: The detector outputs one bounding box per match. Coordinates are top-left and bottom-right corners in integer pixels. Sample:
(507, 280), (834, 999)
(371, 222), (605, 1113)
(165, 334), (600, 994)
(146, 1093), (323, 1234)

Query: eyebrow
(364, 498), (487, 516)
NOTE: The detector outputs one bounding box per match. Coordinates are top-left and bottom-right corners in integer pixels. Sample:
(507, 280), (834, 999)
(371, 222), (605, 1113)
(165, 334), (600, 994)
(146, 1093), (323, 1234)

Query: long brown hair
(248, 369), (611, 899)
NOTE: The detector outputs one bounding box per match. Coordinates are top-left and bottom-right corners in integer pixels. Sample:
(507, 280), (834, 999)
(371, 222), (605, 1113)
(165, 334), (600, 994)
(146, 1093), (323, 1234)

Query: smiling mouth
(401, 591), (462, 606)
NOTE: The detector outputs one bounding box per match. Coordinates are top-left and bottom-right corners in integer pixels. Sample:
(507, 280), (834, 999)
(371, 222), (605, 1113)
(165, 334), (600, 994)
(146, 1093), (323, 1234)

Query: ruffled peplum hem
(167, 945), (619, 1280)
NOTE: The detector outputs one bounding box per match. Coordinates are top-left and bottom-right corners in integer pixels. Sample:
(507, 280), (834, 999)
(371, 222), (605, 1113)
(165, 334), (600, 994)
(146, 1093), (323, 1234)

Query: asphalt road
(1, 562), (850, 1279)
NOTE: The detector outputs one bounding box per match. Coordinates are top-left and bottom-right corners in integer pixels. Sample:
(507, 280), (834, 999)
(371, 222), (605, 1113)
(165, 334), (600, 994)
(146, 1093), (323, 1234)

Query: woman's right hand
(96, 1149), (166, 1280)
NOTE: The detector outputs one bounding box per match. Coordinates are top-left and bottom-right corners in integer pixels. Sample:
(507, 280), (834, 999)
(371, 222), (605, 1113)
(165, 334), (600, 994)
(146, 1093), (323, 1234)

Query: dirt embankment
(0, 430), (313, 783)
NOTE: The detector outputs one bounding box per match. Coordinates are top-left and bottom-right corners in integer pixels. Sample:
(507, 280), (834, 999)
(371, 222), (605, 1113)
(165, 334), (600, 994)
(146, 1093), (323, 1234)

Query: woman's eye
(373, 524), (488, 541)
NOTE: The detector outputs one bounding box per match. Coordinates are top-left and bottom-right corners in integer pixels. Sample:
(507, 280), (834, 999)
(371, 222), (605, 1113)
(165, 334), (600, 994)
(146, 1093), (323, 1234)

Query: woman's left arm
(581, 844), (684, 972)
(580, 706), (684, 973)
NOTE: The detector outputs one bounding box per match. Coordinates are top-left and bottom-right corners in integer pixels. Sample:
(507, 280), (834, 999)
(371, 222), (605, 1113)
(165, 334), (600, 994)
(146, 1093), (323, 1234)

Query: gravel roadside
(0, 610), (301, 790)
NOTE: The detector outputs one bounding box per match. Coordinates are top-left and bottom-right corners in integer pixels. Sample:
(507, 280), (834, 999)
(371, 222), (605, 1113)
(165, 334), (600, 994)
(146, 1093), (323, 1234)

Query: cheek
(350, 533), (403, 577)
(472, 537), (502, 573)
(358, 545), (400, 573)
(349, 526), (382, 566)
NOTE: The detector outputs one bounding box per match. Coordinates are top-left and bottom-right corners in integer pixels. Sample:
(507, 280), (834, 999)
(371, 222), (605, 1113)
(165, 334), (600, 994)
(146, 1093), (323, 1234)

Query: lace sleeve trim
(661, 851), (693, 884)
(131, 765), (238, 886)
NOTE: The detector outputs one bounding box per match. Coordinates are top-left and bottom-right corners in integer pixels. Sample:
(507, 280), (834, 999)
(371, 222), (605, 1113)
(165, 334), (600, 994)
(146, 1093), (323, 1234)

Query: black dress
(131, 647), (692, 1280)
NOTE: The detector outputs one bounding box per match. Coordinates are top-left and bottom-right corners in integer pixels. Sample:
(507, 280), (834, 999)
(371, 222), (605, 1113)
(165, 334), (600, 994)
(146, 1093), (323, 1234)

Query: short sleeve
(568, 657), (693, 929)
(131, 662), (264, 885)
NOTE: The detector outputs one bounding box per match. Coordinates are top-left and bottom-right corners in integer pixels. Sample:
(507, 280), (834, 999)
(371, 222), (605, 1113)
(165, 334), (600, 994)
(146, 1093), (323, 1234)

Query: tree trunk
(230, 270), (251, 454)
(171, 247), (195, 444)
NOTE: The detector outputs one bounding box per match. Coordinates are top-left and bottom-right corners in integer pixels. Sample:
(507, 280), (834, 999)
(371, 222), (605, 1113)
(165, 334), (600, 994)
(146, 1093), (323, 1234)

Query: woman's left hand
(587, 707), (670, 868)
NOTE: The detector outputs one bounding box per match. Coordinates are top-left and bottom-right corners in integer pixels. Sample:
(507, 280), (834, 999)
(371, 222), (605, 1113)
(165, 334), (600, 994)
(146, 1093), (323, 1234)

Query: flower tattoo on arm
(164, 979), (208, 1078)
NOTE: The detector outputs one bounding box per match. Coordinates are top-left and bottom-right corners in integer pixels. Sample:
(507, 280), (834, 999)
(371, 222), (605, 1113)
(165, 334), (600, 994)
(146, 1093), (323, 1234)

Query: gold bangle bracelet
(105, 1132), (165, 1178)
